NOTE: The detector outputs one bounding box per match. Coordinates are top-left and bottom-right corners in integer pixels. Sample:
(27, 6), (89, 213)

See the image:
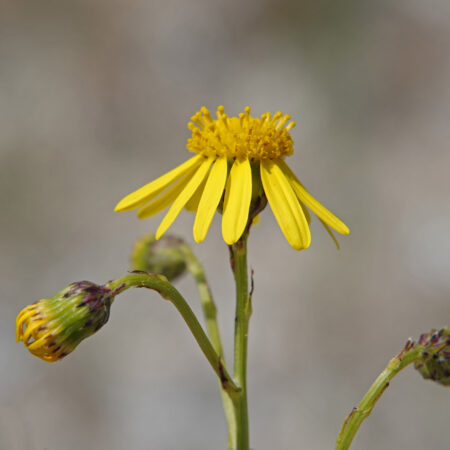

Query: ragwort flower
(115, 106), (349, 250)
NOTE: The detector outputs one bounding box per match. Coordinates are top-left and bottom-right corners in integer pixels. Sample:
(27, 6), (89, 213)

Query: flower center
(187, 106), (295, 161)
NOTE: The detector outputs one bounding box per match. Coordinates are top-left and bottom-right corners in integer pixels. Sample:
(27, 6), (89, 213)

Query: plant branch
(105, 272), (241, 396)
(335, 339), (420, 450)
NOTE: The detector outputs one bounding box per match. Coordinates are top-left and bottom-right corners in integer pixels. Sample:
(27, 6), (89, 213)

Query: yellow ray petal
(155, 157), (213, 239)
(115, 155), (203, 212)
(137, 164), (199, 219)
(27, 336), (49, 352)
(222, 158), (252, 245)
(193, 157), (228, 243)
(185, 175), (208, 212)
(319, 218), (340, 250)
(278, 160), (350, 235)
(300, 202), (311, 224)
(260, 160), (311, 250)
(16, 309), (33, 341)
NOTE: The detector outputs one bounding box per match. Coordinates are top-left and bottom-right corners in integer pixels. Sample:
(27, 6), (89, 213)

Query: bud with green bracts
(414, 328), (450, 386)
(131, 234), (187, 282)
(16, 281), (116, 362)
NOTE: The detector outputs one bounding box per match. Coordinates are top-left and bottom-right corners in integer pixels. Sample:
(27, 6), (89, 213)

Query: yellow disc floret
(187, 106), (295, 161)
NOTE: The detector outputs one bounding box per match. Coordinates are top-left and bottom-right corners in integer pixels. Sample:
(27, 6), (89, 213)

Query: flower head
(16, 281), (114, 362)
(115, 106), (350, 250)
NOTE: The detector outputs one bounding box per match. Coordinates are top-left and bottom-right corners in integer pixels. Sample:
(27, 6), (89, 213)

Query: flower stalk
(230, 231), (252, 450)
(105, 272), (241, 397)
(335, 329), (450, 450)
(335, 340), (419, 450)
(181, 245), (224, 357)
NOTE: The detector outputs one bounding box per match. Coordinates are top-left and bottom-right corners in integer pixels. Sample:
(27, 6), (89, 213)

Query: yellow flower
(16, 281), (113, 362)
(115, 106), (349, 250)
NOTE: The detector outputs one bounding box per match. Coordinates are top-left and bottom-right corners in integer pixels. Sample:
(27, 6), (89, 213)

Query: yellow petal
(137, 165), (199, 219)
(155, 157), (213, 239)
(185, 176), (208, 212)
(115, 155), (203, 212)
(27, 336), (49, 351)
(193, 157), (228, 243)
(222, 158), (252, 245)
(319, 218), (340, 250)
(16, 308), (33, 341)
(22, 321), (41, 345)
(260, 160), (311, 250)
(278, 160), (350, 235)
(300, 202), (311, 224)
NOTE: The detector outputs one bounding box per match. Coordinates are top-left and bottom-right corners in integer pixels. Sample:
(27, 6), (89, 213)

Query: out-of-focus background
(2, 1), (450, 449)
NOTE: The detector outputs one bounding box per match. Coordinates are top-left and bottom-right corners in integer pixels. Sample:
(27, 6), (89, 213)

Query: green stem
(181, 245), (225, 361)
(231, 232), (251, 450)
(106, 272), (240, 396)
(335, 340), (420, 450)
(181, 245), (237, 450)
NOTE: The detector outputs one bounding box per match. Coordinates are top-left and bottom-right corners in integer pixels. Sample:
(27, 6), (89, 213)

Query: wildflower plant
(16, 106), (449, 450)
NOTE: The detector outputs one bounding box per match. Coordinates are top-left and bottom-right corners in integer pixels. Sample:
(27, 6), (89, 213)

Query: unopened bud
(130, 234), (187, 282)
(414, 328), (450, 386)
(16, 281), (114, 362)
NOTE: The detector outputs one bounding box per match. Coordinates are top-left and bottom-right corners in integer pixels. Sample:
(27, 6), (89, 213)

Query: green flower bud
(414, 328), (450, 386)
(130, 234), (187, 282)
(16, 281), (115, 362)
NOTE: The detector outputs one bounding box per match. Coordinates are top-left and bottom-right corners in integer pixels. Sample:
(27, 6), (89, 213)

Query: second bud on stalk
(131, 234), (188, 282)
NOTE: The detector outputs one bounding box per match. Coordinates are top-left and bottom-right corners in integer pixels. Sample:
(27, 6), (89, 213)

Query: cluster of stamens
(187, 106), (295, 160)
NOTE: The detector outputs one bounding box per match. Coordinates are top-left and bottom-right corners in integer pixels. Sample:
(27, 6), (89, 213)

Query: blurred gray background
(2, 1), (450, 449)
